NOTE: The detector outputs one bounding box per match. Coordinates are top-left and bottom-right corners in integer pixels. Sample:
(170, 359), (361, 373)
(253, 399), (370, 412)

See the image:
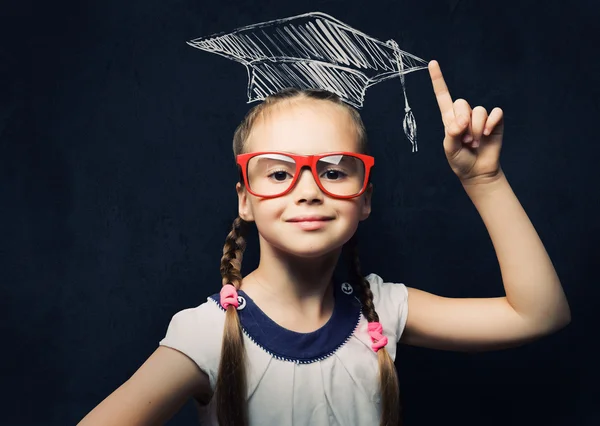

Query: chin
(266, 232), (354, 259)
(282, 245), (341, 259)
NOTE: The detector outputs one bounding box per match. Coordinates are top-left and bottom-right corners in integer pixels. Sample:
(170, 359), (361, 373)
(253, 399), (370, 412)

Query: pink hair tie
(368, 322), (388, 352)
(220, 284), (239, 309)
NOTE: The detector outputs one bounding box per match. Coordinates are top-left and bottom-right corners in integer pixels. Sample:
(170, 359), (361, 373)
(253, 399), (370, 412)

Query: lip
(286, 216), (334, 231)
(286, 216), (334, 222)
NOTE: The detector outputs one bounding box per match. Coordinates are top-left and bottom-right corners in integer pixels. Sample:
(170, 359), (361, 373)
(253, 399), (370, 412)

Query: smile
(286, 216), (334, 230)
(287, 216), (334, 222)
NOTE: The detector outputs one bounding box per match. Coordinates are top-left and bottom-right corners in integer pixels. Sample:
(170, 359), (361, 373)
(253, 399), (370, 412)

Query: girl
(78, 61), (570, 426)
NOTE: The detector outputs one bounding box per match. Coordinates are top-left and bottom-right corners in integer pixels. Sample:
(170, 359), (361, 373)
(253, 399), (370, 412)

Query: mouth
(286, 216), (334, 231)
(286, 216), (334, 223)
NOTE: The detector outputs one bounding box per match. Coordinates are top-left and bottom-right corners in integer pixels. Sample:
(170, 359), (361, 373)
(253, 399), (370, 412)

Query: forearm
(462, 171), (571, 330)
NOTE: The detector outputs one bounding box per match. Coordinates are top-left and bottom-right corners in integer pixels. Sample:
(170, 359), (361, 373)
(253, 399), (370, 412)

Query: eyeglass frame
(236, 151), (375, 199)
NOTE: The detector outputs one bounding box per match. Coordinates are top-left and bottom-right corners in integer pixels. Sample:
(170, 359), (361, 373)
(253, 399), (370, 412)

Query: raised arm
(78, 346), (211, 426)
(399, 61), (571, 352)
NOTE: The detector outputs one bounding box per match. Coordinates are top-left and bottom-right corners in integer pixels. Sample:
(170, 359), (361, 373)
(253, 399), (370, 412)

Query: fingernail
(463, 134), (473, 143)
(483, 128), (490, 136)
(472, 140), (480, 148)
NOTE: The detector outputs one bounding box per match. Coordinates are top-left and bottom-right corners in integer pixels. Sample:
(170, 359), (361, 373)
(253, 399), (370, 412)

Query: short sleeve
(364, 273), (409, 342)
(159, 300), (225, 390)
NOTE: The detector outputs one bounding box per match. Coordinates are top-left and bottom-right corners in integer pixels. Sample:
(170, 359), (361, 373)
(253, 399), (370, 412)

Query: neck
(240, 238), (342, 322)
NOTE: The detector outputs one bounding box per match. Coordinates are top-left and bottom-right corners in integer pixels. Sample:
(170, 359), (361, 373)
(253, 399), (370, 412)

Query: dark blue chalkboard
(1, 0), (597, 425)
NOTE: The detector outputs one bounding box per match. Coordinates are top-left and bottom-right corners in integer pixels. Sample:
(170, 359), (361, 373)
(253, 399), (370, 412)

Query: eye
(321, 169), (347, 180)
(268, 170), (292, 181)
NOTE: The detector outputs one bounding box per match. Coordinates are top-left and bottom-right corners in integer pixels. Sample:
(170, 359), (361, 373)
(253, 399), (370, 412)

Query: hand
(429, 60), (504, 185)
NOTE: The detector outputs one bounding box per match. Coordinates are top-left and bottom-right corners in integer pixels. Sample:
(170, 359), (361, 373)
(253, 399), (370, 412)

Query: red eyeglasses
(236, 151), (374, 199)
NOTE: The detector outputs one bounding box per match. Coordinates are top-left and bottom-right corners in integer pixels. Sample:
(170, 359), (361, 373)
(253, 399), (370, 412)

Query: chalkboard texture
(1, 0), (598, 425)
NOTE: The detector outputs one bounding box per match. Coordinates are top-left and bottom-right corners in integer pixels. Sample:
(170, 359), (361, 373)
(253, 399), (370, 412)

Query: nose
(293, 168), (323, 204)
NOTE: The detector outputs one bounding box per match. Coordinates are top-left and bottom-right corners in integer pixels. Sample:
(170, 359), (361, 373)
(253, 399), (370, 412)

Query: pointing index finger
(429, 60), (455, 125)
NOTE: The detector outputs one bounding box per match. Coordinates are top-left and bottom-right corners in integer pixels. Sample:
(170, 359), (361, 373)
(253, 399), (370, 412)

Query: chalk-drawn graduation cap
(187, 12), (428, 152)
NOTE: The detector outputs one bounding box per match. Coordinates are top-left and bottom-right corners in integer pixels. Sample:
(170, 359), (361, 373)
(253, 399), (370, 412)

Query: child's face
(236, 99), (372, 258)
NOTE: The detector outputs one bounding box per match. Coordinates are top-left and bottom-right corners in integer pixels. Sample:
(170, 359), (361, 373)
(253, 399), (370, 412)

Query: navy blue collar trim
(208, 282), (363, 364)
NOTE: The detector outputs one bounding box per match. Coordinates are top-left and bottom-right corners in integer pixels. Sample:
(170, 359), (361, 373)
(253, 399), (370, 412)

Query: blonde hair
(216, 88), (401, 426)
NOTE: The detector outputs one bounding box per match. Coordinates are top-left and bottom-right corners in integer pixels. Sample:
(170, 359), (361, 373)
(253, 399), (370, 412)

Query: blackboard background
(1, 0), (598, 425)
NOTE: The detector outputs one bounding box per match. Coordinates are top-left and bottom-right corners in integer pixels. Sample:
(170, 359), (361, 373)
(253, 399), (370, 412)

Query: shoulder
(159, 299), (225, 389)
(162, 299), (225, 333)
(363, 273), (409, 339)
(364, 273), (408, 307)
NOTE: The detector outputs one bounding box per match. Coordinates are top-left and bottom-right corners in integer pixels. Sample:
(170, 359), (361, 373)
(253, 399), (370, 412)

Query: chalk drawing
(188, 12), (428, 152)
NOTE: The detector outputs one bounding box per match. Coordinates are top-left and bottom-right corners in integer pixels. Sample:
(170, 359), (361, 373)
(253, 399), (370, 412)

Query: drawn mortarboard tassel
(187, 12), (428, 152)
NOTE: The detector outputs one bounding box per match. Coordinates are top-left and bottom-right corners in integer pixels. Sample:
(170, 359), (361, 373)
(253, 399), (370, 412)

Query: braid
(348, 238), (379, 323)
(215, 216), (249, 426)
(220, 216), (248, 287)
(347, 235), (402, 426)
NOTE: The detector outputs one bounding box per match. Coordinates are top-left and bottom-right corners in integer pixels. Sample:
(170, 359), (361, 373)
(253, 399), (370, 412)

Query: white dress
(159, 273), (409, 426)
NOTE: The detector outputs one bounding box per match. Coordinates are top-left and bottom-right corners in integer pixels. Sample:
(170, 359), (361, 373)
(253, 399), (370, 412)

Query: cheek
(339, 199), (365, 220)
(250, 199), (287, 223)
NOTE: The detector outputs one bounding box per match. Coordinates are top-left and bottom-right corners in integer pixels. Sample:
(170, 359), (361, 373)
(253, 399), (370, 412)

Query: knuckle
(455, 98), (471, 109)
(446, 124), (462, 136)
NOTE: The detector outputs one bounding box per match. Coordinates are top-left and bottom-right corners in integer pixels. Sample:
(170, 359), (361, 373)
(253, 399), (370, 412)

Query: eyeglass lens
(246, 153), (366, 197)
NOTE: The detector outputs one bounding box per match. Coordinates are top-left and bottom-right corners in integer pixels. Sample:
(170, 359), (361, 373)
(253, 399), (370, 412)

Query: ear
(359, 183), (373, 221)
(236, 182), (254, 222)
